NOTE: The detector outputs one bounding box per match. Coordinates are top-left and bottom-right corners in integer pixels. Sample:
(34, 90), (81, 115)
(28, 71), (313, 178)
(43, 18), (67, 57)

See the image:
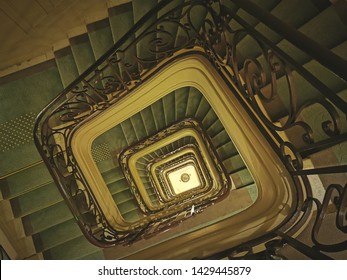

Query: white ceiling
(0, 0), (130, 76)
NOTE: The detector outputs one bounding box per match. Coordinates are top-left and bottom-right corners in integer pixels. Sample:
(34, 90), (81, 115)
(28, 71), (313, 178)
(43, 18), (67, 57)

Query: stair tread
(175, 87), (190, 121)
(11, 182), (63, 218)
(140, 107), (158, 137)
(122, 210), (142, 223)
(228, 0), (281, 33)
(223, 154), (246, 173)
(261, 42), (347, 120)
(0, 162), (52, 199)
(254, 0), (321, 44)
(113, 189), (134, 204)
(151, 99), (166, 131)
(87, 19), (114, 60)
(42, 235), (100, 260)
(163, 92), (176, 127)
(78, 250), (105, 260)
(274, 6), (347, 66)
(22, 201), (73, 235)
(121, 118), (138, 145)
(54, 47), (79, 88)
(109, 2), (134, 43)
(185, 87), (203, 118)
(101, 167), (125, 184)
(95, 158), (118, 174)
(70, 34), (96, 74)
(95, 124), (128, 154)
(217, 141), (238, 161)
(0, 62), (62, 178)
(33, 219), (81, 252)
(230, 168), (254, 189)
(133, 0), (157, 64)
(245, 183), (258, 202)
(130, 113), (148, 141)
(107, 178), (131, 195)
(212, 130), (231, 149)
(116, 199), (139, 213)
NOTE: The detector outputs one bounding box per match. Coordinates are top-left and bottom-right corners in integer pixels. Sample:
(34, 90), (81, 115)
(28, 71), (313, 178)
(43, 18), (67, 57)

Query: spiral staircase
(0, 0), (347, 260)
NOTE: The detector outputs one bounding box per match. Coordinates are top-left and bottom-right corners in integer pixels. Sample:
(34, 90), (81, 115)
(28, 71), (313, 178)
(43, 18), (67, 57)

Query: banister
(32, 0), (347, 256)
(230, 0), (347, 84)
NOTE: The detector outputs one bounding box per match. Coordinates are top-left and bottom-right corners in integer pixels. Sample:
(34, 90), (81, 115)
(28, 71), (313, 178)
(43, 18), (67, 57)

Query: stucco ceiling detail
(0, 0), (130, 75)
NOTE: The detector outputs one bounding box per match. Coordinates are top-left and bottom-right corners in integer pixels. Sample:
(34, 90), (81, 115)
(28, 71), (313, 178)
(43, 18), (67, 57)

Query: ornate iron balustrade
(34, 0), (347, 257)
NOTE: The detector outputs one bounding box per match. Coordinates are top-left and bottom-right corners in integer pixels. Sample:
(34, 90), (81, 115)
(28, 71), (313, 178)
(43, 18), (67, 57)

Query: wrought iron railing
(34, 0), (347, 257)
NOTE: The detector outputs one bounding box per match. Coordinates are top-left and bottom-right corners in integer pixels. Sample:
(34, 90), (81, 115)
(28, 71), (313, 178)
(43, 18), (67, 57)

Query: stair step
(10, 182), (63, 218)
(261, 41), (347, 121)
(206, 118), (224, 138)
(234, 3), (347, 122)
(120, 120), (137, 147)
(70, 33), (96, 74)
(140, 106), (158, 137)
(109, 2), (137, 80)
(122, 209), (142, 222)
(109, 2), (134, 43)
(151, 98), (166, 131)
(113, 189), (134, 204)
(245, 183), (258, 202)
(54, 47), (79, 88)
(87, 17), (119, 91)
(117, 199), (139, 214)
(162, 92), (176, 127)
(228, 0), (281, 32)
(33, 219), (82, 252)
(137, 157), (150, 166)
(22, 201), (72, 235)
(42, 235), (100, 260)
(101, 167), (125, 185)
(202, 109), (219, 133)
(195, 95), (212, 121)
(107, 178), (131, 195)
(237, 0), (321, 59)
(175, 87), (190, 121)
(223, 154), (246, 174)
(130, 112), (148, 141)
(217, 141), (238, 161)
(275, 5), (347, 67)
(0, 162), (52, 199)
(95, 157), (116, 174)
(0, 61), (63, 178)
(212, 130), (231, 149)
(303, 41), (347, 93)
(149, 193), (159, 204)
(78, 250), (105, 260)
(87, 19), (114, 60)
(230, 168), (254, 189)
(137, 169), (147, 177)
(133, 0), (158, 67)
(255, 0), (321, 43)
(185, 87), (203, 118)
(157, 0), (185, 51)
(175, 1), (208, 46)
(95, 124), (128, 154)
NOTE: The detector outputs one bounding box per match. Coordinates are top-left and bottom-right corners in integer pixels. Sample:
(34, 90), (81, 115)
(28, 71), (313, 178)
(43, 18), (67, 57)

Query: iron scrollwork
(34, 0), (347, 254)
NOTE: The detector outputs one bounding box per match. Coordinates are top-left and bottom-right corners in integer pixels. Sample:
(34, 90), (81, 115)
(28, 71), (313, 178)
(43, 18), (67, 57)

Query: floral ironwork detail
(34, 0), (347, 253)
